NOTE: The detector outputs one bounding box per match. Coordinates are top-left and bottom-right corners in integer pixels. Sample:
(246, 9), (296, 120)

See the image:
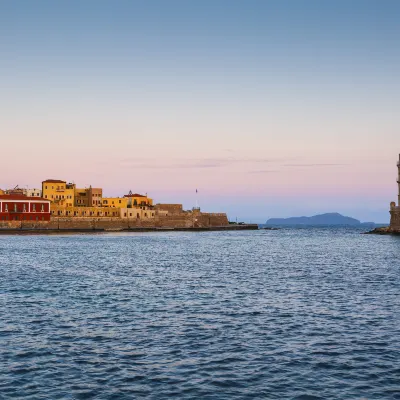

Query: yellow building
(124, 191), (153, 207)
(42, 179), (75, 207)
(120, 207), (156, 219)
(0, 189), (4, 195)
(51, 205), (121, 218)
(102, 192), (153, 209)
(102, 197), (128, 208)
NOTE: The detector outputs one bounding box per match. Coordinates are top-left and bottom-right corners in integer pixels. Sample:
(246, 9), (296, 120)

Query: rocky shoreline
(364, 227), (400, 235)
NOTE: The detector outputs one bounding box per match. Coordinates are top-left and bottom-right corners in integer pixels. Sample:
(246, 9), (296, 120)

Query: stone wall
(389, 206), (400, 232)
(0, 211), (230, 231)
(155, 204), (183, 215)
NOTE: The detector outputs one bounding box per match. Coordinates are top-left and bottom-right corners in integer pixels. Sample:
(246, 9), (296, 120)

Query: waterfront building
(5, 186), (25, 196)
(88, 187), (102, 207)
(26, 188), (42, 197)
(0, 189), (4, 195)
(120, 207), (155, 219)
(102, 197), (128, 208)
(4, 186), (42, 197)
(51, 205), (121, 218)
(42, 180), (75, 207)
(75, 186), (103, 207)
(124, 191), (153, 207)
(0, 195), (51, 221)
(74, 188), (88, 206)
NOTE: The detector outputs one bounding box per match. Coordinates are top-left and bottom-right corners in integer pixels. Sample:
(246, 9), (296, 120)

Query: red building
(0, 195), (51, 221)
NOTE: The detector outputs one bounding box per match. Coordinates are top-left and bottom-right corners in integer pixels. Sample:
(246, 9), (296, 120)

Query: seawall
(0, 214), (259, 233)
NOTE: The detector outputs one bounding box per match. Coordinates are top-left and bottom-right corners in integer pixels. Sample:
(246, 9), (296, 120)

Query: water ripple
(0, 228), (399, 399)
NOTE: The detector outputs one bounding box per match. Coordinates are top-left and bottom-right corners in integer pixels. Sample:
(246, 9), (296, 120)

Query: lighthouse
(398, 154), (400, 206)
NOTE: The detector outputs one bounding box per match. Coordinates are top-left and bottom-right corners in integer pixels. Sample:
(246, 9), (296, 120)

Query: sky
(1, 0), (400, 222)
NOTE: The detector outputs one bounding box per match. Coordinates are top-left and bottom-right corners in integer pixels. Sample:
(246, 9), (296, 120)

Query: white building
(26, 188), (42, 197)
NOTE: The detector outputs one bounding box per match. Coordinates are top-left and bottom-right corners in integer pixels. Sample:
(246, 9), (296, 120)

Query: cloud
(120, 156), (282, 170)
(119, 157), (345, 171)
(283, 163), (347, 167)
(248, 170), (280, 174)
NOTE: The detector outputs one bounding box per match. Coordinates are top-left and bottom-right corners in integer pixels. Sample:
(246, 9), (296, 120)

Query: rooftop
(124, 190), (146, 198)
(42, 179), (66, 183)
(0, 195), (50, 201)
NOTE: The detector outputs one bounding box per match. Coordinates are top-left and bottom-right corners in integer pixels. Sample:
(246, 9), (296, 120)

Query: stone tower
(398, 154), (400, 206)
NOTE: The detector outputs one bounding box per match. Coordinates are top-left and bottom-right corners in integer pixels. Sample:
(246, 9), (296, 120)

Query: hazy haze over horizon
(1, 0), (399, 223)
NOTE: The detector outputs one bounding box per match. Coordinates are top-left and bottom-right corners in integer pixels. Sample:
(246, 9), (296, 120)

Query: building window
(41, 204), (44, 212)
(5, 205), (8, 212)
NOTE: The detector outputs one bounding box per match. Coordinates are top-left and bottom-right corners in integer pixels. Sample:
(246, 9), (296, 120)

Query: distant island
(265, 213), (375, 227)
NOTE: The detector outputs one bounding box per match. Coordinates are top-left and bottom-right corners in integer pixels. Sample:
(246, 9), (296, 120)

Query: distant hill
(266, 213), (369, 226)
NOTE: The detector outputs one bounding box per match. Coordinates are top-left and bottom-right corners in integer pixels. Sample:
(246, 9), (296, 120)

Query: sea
(1, 228), (399, 399)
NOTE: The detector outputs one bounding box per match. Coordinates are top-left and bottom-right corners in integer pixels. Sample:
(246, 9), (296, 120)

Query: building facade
(102, 197), (128, 208)
(42, 180), (75, 207)
(4, 187), (42, 197)
(0, 195), (51, 221)
(124, 191), (153, 207)
(75, 187), (103, 207)
(26, 188), (42, 197)
(51, 205), (121, 218)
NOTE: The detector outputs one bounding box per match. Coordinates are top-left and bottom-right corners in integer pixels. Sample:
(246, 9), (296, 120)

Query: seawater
(0, 228), (399, 399)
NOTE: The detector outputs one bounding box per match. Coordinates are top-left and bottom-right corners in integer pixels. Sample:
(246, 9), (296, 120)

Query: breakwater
(0, 216), (258, 233)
